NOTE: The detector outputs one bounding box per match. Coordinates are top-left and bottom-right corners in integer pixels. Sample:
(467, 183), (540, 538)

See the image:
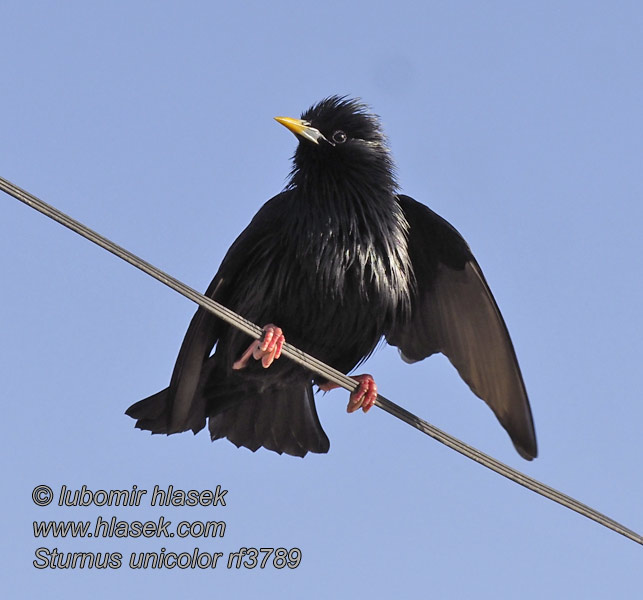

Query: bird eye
(332, 130), (347, 144)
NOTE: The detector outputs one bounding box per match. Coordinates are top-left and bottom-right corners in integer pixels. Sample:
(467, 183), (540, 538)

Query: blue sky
(2, 1), (642, 597)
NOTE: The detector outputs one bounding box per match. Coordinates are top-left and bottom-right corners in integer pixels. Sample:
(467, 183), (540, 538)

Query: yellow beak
(274, 116), (326, 145)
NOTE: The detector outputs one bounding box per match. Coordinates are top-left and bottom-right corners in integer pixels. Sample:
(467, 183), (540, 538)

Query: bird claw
(318, 374), (377, 413)
(232, 324), (285, 370)
(347, 374), (377, 413)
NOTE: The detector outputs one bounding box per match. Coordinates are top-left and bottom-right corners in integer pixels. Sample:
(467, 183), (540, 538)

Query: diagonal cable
(1, 174), (641, 547)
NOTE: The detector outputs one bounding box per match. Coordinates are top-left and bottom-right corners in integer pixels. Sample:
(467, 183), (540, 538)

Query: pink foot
(232, 324), (285, 370)
(318, 374), (378, 413)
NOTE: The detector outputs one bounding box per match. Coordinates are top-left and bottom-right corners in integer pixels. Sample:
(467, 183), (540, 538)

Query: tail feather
(127, 382), (330, 457)
(208, 385), (330, 458)
(125, 388), (206, 435)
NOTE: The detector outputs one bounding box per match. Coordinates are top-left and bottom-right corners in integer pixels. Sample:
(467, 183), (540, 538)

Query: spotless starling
(126, 96), (537, 460)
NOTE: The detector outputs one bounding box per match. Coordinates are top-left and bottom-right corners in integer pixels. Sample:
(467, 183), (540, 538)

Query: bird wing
(129, 190), (331, 457)
(125, 269), (227, 436)
(386, 194), (537, 459)
(163, 191), (296, 433)
(163, 274), (226, 433)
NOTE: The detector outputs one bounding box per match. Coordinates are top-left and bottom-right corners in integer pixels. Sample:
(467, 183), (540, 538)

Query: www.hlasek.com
(31, 484), (301, 570)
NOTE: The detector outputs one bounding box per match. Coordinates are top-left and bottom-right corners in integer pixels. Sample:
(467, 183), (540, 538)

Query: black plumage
(126, 96), (537, 460)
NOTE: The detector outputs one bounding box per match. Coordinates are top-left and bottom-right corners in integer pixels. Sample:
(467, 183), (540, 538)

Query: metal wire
(2, 174), (641, 547)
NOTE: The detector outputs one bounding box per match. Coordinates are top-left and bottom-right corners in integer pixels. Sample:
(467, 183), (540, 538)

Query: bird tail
(208, 384), (330, 458)
(126, 382), (330, 458)
(125, 388), (206, 435)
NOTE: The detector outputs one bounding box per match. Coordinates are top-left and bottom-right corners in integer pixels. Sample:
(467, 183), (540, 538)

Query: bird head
(276, 96), (397, 192)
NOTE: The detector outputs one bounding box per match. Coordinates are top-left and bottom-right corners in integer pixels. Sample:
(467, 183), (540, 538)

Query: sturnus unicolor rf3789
(126, 96), (537, 460)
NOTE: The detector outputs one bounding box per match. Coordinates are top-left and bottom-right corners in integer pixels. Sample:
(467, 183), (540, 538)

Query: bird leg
(318, 374), (378, 413)
(232, 324), (285, 370)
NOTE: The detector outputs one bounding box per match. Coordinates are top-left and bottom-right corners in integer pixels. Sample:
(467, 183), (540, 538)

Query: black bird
(126, 96), (537, 460)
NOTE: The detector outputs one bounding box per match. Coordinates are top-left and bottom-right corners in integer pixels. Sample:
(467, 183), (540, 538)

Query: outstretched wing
(387, 195), (537, 459)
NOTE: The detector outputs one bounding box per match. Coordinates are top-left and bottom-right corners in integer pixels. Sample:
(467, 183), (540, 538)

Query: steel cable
(2, 175), (641, 546)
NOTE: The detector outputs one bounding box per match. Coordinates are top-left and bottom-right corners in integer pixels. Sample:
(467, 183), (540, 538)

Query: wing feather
(388, 195), (537, 459)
